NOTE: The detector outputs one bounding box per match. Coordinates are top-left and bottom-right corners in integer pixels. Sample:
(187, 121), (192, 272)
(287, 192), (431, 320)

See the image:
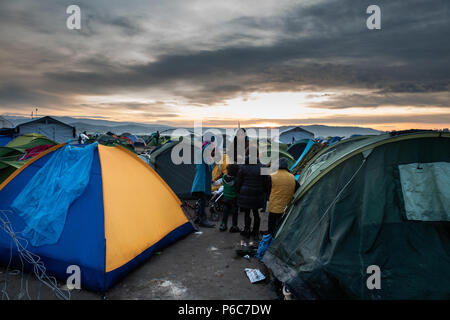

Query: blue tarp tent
(0, 143), (194, 292)
(0, 135), (13, 147)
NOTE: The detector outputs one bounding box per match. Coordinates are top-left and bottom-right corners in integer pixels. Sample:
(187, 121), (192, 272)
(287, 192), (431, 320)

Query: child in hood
(219, 164), (240, 232)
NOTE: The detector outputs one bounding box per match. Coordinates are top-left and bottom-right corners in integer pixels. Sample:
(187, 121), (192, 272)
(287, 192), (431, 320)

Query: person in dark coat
(235, 157), (270, 240)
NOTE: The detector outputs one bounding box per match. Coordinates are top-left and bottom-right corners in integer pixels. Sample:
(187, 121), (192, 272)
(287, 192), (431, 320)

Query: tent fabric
(11, 143), (97, 247)
(289, 139), (314, 171)
(97, 144), (193, 272)
(398, 162), (450, 222)
(4, 135), (56, 154)
(0, 159), (26, 185)
(263, 132), (450, 300)
(290, 142), (326, 175)
(303, 135), (372, 170)
(134, 137), (146, 146)
(0, 146), (23, 159)
(0, 143), (194, 292)
(287, 139), (310, 160)
(0, 136), (13, 147)
(150, 140), (197, 200)
(126, 135), (138, 144)
(19, 144), (55, 161)
(0, 134), (57, 184)
(0, 145), (106, 290)
(326, 136), (342, 146)
(6, 133), (48, 148)
(96, 134), (135, 153)
(0, 116), (14, 129)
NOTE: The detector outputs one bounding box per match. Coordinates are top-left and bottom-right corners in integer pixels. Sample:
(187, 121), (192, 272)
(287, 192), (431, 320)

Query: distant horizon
(2, 112), (449, 132)
(2, 113), (387, 131)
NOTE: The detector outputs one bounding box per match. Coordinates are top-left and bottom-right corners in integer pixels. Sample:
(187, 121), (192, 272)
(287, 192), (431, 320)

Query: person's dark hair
(279, 157), (290, 170)
(226, 164), (239, 177)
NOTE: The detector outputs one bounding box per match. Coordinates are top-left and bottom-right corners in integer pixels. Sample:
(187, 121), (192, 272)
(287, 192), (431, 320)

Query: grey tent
(278, 127), (314, 144)
(16, 116), (76, 143)
(263, 131), (450, 300)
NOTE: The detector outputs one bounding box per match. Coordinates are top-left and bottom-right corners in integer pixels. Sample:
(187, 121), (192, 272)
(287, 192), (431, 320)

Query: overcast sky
(0, 0), (448, 130)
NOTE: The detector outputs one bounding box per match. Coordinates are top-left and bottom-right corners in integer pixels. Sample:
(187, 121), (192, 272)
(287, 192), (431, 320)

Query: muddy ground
(0, 211), (275, 300)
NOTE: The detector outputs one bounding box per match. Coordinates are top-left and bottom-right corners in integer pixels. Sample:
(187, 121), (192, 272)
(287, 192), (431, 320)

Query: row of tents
(87, 131), (171, 154)
(0, 127), (449, 299)
(146, 138), (297, 200)
(0, 129), (338, 292)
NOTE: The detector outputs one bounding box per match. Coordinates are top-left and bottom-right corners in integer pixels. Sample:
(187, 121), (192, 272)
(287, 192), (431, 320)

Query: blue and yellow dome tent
(0, 143), (195, 292)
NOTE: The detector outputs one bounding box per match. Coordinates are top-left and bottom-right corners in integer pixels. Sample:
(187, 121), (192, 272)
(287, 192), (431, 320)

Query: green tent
(0, 158), (25, 185)
(149, 140), (197, 200)
(5, 133), (50, 149)
(0, 134), (57, 184)
(258, 141), (294, 168)
(145, 133), (170, 147)
(96, 134), (135, 153)
(263, 131), (450, 299)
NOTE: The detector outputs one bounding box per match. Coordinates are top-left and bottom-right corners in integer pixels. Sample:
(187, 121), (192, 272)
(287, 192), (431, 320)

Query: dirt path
(1, 212), (273, 300)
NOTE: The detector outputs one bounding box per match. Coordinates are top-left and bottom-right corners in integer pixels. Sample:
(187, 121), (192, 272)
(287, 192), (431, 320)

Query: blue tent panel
(0, 136), (13, 147)
(0, 148), (106, 291)
(11, 144), (98, 247)
(290, 139), (315, 171)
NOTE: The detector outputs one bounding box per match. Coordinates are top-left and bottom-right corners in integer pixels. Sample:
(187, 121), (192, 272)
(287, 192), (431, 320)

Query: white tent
(16, 116), (76, 143)
(277, 127), (314, 144)
(0, 116), (14, 129)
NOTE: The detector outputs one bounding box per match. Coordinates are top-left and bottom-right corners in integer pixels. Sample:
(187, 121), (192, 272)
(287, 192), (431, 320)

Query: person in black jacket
(235, 156), (270, 240)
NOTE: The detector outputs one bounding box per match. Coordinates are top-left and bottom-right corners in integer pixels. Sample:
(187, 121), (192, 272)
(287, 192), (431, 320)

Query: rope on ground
(0, 210), (71, 300)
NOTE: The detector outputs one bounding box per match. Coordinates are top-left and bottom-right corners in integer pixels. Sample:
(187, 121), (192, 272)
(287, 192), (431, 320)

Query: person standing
(235, 155), (270, 240)
(191, 141), (215, 228)
(155, 130), (160, 145)
(267, 158), (299, 236)
(219, 164), (240, 232)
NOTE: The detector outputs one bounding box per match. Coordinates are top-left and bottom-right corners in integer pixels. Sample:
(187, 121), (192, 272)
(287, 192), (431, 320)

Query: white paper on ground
(245, 268), (266, 283)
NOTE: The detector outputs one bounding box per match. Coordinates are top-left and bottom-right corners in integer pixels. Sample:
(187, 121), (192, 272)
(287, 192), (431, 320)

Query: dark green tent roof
(0, 134), (57, 184)
(264, 131), (450, 299)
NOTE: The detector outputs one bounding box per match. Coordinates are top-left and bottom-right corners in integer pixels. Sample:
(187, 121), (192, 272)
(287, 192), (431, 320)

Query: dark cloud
(108, 17), (143, 36)
(310, 91), (450, 109)
(0, 0), (448, 121)
(0, 84), (64, 106)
